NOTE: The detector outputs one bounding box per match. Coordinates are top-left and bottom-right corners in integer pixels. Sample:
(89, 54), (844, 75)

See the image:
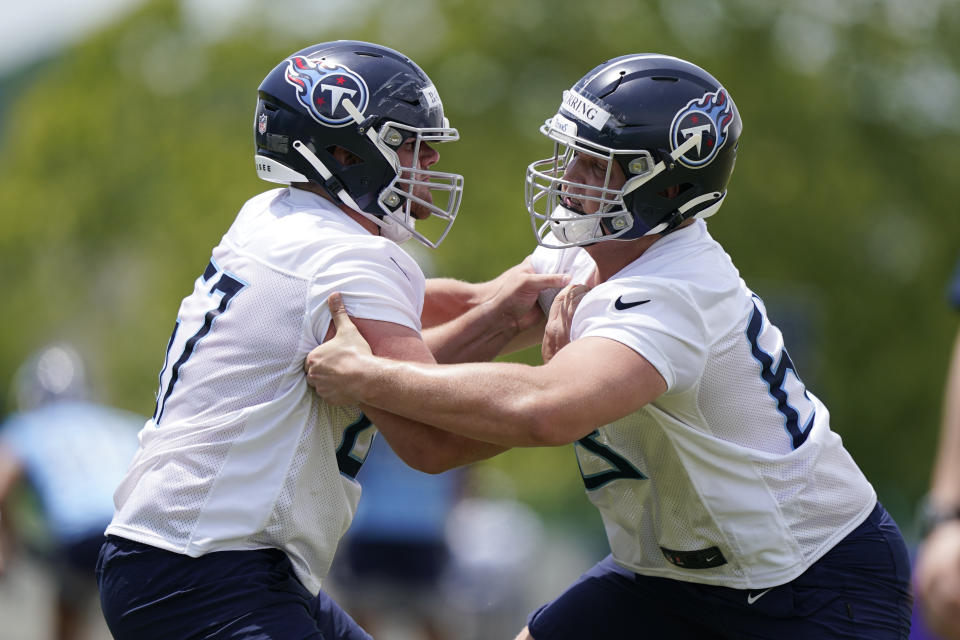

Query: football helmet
(526, 54), (742, 248)
(254, 41), (463, 247)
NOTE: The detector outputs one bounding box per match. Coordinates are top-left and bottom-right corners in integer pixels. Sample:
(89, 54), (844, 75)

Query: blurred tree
(0, 0), (957, 533)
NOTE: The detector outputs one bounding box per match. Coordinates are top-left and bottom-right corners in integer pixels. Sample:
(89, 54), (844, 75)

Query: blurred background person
(328, 434), (465, 640)
(327, 433), (547, 640)
(914, 260), (960, 640)
(0, 343), (143, 640)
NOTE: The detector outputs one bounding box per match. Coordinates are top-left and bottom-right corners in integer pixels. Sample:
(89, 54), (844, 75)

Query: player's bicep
(538, 337), (667, 439)
(323, 314), (500, 471)
(325, 315), (436, 365)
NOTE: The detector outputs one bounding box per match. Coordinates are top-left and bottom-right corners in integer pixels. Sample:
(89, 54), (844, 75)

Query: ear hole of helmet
(658, 183), (694, 199)
(328, 146), (363, 167)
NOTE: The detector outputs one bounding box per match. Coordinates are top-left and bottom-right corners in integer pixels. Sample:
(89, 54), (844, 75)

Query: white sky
(0, 0), (146, 75)
(0, 0), (367, 77)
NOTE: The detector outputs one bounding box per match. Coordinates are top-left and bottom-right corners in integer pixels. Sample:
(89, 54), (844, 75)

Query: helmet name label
(560, 89), (611, 131)
(421, 84), (443, 110)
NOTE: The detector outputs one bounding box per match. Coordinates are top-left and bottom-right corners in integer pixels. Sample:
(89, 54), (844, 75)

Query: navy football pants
(528, 502), (912, 639)
(96, 536), (372, 640)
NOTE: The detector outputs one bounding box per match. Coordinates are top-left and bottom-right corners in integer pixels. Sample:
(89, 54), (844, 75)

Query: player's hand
(304, 293), (372, 406)
(542, 282), (590, 363)
(484, 258), (570, 335)
(916, 520), (960, 639)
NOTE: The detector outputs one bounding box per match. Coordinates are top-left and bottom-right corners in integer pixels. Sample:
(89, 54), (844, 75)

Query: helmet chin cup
(549, 205), (603, 245)
(377, 210), (414, 244)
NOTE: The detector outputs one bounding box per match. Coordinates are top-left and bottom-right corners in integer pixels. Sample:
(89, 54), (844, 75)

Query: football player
(305, 54), (913, 639)
(96, 40), (566, 640)
(913, 259), (960, 640)
(0, 344), (142, 640)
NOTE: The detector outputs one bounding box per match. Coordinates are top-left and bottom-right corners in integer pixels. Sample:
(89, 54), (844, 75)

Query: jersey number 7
(153, 260), (248, 425)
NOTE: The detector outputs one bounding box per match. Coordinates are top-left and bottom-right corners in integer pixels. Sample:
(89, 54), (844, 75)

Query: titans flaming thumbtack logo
(284, 56), (369, 127)
(669, 89), (735, 168)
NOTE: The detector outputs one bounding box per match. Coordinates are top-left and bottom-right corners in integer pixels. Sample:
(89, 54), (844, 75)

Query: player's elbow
(517, 401), (573, 447)
(404, 452), (459, 475)
(526, 415), (573, 447)
(521, 397), (592, 447)
(389, 444), (450, 474)
(390, 435), (473, 474)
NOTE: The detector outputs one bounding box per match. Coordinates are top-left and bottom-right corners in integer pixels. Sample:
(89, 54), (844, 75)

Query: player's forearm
(421, 278), (487, 329)
(361, 404), (506, 473)
(930, 329), (960, 506)
(423, 300), (522, 364)
(344, 356), (578, 448)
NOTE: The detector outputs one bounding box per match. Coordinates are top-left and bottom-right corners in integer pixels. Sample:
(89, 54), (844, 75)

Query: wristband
(919, 496), (960, 540)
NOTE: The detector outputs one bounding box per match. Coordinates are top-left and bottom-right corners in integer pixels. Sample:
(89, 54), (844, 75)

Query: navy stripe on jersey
(745, 297), (815, 449)
(155, 260), (248, 424)
(336, 414), (374, 479)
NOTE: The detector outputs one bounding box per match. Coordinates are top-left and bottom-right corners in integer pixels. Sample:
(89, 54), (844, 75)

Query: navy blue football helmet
(526, 54), (742, 248)
(254, 41), (463, 247)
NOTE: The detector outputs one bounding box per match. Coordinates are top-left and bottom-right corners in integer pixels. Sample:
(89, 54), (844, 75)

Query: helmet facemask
(375, 121), (463, 247)
(526, 114), (658, 249)
(526, 112), (720, 249)
(291, 101), (463, 247)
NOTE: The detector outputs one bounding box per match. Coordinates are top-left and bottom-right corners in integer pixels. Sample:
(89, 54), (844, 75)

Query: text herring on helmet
(525, 54), (742, 249)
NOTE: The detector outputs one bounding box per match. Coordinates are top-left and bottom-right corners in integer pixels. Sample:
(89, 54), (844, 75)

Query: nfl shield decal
(669, 89), (735, 168)
(258, 113), (268, 134)
(284, 56), (369, 127)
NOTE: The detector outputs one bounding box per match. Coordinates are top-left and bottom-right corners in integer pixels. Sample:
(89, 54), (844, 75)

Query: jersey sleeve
(570, 277), (708, 393)
(308, 241), (426, 343)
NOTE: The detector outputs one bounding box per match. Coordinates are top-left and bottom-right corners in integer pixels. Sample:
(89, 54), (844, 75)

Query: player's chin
(409, 200), (434, 220)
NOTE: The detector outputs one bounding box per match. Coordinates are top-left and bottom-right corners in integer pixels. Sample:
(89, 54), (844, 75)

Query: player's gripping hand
(304, 293), (373, 406)
(916, 520), (960, 639)
(542, 282), (591, 363)
(483, 257), (570, 335)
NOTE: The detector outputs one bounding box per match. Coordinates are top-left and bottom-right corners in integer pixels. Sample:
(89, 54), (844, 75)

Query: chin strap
(292, 138), (415, 244)
(646, 190), (725, 236)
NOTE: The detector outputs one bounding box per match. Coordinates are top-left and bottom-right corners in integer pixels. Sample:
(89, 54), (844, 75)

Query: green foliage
(1, 0), (958, 529)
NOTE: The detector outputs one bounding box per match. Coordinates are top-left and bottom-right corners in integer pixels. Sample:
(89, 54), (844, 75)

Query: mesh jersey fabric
(529, 220), (875, 589)
(106, 187), (425, 594)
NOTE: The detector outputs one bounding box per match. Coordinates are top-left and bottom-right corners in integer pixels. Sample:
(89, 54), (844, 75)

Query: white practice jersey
(107, 187), (425, 594)
(530, 219), (876, 589)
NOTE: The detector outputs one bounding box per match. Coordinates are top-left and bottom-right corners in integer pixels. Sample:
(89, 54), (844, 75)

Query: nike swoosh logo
(614, 296), (651, 310)
(746, 588), (773, 605)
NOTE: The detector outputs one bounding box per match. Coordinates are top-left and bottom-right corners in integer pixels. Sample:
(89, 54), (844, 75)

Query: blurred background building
(1, 0), (958, 638)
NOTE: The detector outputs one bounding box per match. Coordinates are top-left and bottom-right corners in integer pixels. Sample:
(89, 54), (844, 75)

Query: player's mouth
(562, 196), (587, 215)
